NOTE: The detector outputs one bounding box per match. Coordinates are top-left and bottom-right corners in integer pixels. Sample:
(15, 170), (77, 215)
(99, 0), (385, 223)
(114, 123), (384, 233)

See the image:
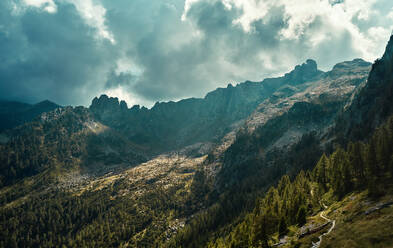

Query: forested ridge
(174, 115), (393, 248)
(0, 107), (91, 187)
(2, 111), (387, 248)
(0, 106), (146, 188)
(166, 35), (393, 248)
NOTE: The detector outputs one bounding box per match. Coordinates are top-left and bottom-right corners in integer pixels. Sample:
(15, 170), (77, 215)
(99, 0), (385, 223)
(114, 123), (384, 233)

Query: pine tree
(366, 138), (382, 197)
(313, 154), (329, 191)
(376, 127), (390, 173)
(296, 206), (307, 226)
(330, 148), (353, 197)
(277, 175), (290, 195)
(348, 142), (365, 188)
(252, 214), (269, 247)
(278, 216), (288, 237)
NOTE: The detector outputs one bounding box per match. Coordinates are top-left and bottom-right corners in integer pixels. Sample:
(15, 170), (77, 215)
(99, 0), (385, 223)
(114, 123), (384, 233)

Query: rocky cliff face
(240, 58), (371, 147)
(335, 35), (393, 142)
(89, 60), (326, 155)
(210, 58), (371, 188)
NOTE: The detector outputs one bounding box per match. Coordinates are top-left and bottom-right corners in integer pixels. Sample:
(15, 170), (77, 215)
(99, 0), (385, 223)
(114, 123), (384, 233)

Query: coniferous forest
(1, 5), (393, 247)
(2, 107), (393, 247)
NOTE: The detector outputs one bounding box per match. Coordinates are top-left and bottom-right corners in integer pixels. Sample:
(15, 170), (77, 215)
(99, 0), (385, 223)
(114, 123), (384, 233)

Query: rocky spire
(90, 94), (127, 112)
(284, 59), (323, 85)
(89, 94), (130, 123)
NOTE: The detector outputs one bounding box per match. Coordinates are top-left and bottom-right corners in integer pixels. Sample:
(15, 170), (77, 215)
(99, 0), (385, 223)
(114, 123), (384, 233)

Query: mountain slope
(172, 35), (393, 247)
(0, 100), (60, 132)
(0, 107), (146, 187)
(166, 38), (393, 247)
(2, 41), (391, 248)
(335, 35), (393, 143)
(90, 60), (324, 155)
(0, 59), (339, 189)
(199, 114), (393, 248)
(214, 58), (371, 188)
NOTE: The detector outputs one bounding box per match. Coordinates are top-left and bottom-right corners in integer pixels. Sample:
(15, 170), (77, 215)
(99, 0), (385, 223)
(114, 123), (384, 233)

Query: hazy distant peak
(34, 100), (60, 108)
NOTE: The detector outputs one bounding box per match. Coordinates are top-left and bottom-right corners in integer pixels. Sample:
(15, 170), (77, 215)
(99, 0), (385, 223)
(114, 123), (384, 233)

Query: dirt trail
(311, 203), (336, 248)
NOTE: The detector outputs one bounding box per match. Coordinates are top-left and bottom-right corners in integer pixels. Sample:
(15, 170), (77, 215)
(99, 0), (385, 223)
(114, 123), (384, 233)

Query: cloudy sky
(1, 0), (392, 107)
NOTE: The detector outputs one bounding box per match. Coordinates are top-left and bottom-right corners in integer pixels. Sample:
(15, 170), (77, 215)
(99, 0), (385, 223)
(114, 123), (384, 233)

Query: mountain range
(0, 36), (393, 247)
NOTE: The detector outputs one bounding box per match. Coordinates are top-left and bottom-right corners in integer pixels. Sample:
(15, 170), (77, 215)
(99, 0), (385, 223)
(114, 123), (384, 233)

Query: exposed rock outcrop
(89, 60), (328, 155)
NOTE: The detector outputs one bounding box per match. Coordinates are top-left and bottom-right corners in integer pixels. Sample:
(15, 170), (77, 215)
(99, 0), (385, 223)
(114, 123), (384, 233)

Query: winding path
(311, 203), (336, 248)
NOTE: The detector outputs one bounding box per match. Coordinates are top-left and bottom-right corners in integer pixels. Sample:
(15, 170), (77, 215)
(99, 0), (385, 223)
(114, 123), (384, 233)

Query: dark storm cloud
(185, 2), (288, 67)
(0, 0), (117, 105)
(105, 71), (136, 89)
(101, 0), (291, 103)
(100, 0), (222, 102)
(0, 0), (392, 107)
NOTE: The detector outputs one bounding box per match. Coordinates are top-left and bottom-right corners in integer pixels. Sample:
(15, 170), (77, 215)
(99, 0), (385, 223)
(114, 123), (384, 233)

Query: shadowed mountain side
(0, 107), (146, 187)
(0, 100), (60, 132)
(90, 59), (325, 154)
(206, 58), (372, 187)
(335, 35), (393, 143)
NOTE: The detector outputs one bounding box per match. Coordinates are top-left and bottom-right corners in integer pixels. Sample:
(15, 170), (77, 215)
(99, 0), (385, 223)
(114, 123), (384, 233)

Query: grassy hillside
(265, 189), (393, 248)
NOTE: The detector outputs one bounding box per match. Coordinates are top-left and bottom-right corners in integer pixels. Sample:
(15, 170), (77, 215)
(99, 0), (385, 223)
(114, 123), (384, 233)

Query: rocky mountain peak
(332, 58), (370, 70)
(284, 59), (323, 85)
(90, 95), (130, 123)
(328, 58), (371, 79)
(305, 59), (318, 69)
(120, 100), (128, 110)
(90, 94), (127, 112)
